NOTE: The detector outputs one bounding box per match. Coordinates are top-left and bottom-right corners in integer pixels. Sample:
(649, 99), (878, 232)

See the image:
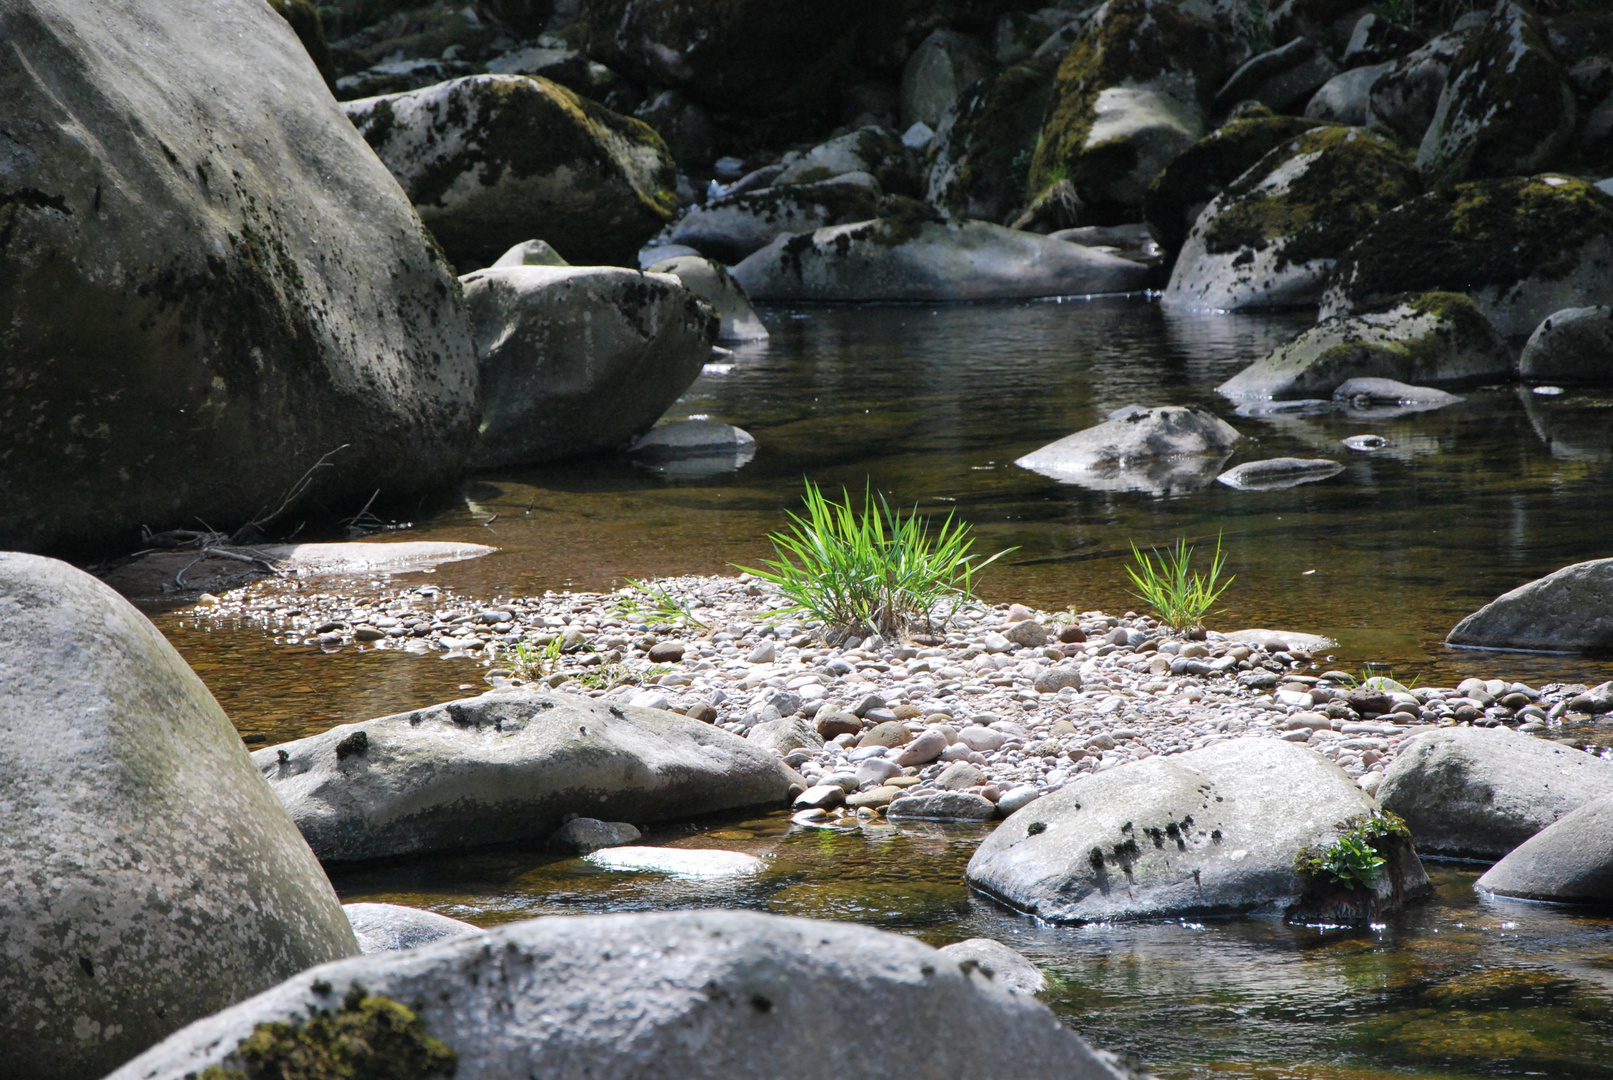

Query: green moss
(200, 986), (455, 1080)
(937, 55), (1059, 221)
(789, 166), (834, 184)
(1201, 127), (1420, 271)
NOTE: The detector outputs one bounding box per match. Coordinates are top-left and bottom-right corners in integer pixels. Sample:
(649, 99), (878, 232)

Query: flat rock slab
(1217, 458), (1344, 490)
(1377, 727), (1613, 859)
(345, 903), (481, 954)
(254, 689), (793, 862)
(1447, 557), (1613, 653)
(108, 911), (1129, 1080)
(586, 847), (766, 876)
(967, 738), (1427, 923)
(1476, 793), (1613, 904)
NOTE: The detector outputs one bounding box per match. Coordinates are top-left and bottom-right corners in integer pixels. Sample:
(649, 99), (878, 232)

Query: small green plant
(1124, 534), (1234, 634)
(614, 578), (708, 630)
(509, 636), (563, 681)
(1296, 810), (1411, 892)
(736, 479), (1015, 640)
(577, 662), (634, 690)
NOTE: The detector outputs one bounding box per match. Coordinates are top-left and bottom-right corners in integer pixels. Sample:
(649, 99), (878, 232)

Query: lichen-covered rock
(461, 266), (717, 467)
(0, 0), (479, 555)
(1321, 175), (1613, 336)
(731, 217), (1149, 302)
(927, 55), (1061, 223)
(1015, 405), (1242, 495)
(1304, 60), (1395, 125)
(108, 911), (1130, 1080)
(1366, 29), (1470, 145)
(668, 175), (889, 264)
(1215, 36), (1340, 114)
(1518, 306), (1613, 386)
(343, 74), (677, 269)
(774, 127), (918, 194)
(1163, 126), (1420, 311)
(1476, 793), (1613, 904)
(1029, 0), (1230, 224)
(902, 29), (989, 129)
(1416, 2), (1576, 186)
(1446, 557), (1613, 654)
(0, 554), (358, 1080)
(646, 255), (769, 342)
(1218, 293), (1510, 399)
(254, 689), (794, 862)
(1145, 110), (1330, 260)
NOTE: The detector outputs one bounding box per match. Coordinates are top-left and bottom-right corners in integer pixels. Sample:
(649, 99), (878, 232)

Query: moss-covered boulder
(1366, 28), (1469, 145)
(344, 74), (677, 269)
(1144, 110), (1330, 260)
(1321, 175), (1613, 336)
(1218, 293), (1511, 400)
(1028, 0), (1231, 225)
(668, 175), (889, 264)
(0, 0), (478, 556)
(927, 55), (1060, 223)
(1163, 126), (1420, 311)
(1416, 1), (1576, 187)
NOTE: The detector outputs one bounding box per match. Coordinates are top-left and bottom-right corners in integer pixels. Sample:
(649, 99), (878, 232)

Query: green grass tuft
(1124, 534), (1233, 634)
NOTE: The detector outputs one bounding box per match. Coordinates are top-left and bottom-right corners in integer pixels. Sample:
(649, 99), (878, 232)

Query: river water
(150, 296), (1613, 1077)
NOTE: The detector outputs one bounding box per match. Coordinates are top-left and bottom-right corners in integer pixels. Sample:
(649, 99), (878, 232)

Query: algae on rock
(199, 987), (455, 1080)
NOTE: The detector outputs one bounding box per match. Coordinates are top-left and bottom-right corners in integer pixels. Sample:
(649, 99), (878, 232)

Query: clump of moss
(1200, 126), (1420, 271)
(1295, 809), (1411, 892)
(933, 55), (1059, 222)
(200, 985), (456, 1080)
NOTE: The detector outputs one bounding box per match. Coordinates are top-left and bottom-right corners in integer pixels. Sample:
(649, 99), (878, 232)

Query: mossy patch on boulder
(1163, 126), (1420, 311)
(1323, 174), (1613, 335)
(200, 987), (455, 1080)
(1028, 0), (1230, 224)
(926, 55), (1060, 223)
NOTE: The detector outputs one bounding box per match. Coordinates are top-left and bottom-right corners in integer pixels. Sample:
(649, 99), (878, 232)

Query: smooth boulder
(1304, 61), (1395, 125)
(1377, 727), (1613, 860)
(1476, 794), (1613, 904)
(344, 75), (677, 268)
(732, 219), (1149, 303)
(0, 0), (478, 554)
(646, 255), (769, 341)
(254, 688), (794, 862)
(668, 175), (887, 264)
(462, 266), (717, 467)
(774, 126), (917, 192)
(1015, 405), (1241, 496)
(345, 903), (481, 954)
(1216, 36), (1339, 113)
(936, 938), (1048, 996)
(1218, 293), (1510, 400)
(108, 910), (1129, 1080)
(1446, 557), (1613, 653)
(1518, 307), (1613, 387)
(967, 738), (1430, 923)
(0, 554), (358, 1080)
(1216, 457), (1344, 490)
(493, 239), (571, 267)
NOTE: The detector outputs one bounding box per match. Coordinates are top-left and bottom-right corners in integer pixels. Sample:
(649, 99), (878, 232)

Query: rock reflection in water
(1520, 387), (1613, 463)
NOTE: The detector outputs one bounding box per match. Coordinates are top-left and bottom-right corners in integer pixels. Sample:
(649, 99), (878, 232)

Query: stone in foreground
(1377, 727), (1613, 859)
(345, 903), (481, 954)
(0, 554), (358, 1080)
(1477, 794), (1613, 904)
(888, 791), (997, 821)
(1446, 557), (1613, 653)
(967, 739), (1429, 923)
(107, 911), (1130, 1080)
(254, 689), (793, 862)
(1015, 405), (1241, 496)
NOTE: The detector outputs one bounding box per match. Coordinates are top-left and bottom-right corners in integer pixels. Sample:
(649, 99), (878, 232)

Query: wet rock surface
(1447, 557), (1613, 654)
(1477, 793), (1613, 903)
(1016, 406), (1242, 495)
(344, 903), (481, 953)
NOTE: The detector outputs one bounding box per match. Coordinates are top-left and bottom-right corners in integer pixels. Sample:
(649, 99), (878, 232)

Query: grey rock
(493, 239), (571, 267)
(967, 739), (1428, 922)
(1006, 619), (1049, 647)
(344, 903), (480, 954)
(343, 75), (675, 268)
(957, 726), (1008, 753)
(748, 718), (825, 754)
(732, 219), (1149, 303)
(749, 640), (778, 664)
(1034, 666), (1084, 694)
(628, 421), (757, 475)
(1223, 628), (1336, 652)
(462, 266), (717, 467)
(107, 911), (1128, 1080)
(902, 31), (987, 128)
(0, 554), (358, 1080)
(856, 758), (904, 786)
(1333, 378), (1463, 407)
(1377, 727), (1613, 859)
(794, 784), (847, 809)
(1216, 458), (1344, 490)
(1477, 793), (1613, 903)
(938, 762), (989, 790)
(1367, 29), (1469, 144)
(1304, 61), (1395, 125)
(587, 847), (765, 876)
(669, 174), (887, 264)
(1217, 37), (1340, 113)
(254, 689), (793, 861)
(550, 817), (644, 855)
(1519, 306), (1613, 387)
(0, 0), (478, 554)
(895, 728), (950, 766)
(1446, 557), (1613, 653)
(776, 126), (915, 189)
(936, 938), (1048, 996)
(1015, 405), (1241, 496)
(645, 255), (769, 342)
(888, 791), (998, 821)
(996, 786), (1044, 815)
(1568, 682), (1613, 715)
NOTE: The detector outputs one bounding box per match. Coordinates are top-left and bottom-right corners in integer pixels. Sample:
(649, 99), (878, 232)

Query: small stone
(629, 690), (670, 710)
(895, 728), (949, 766)
(793, 784), (846, 810)
(648, 641), (685, 663)
(886, 790), (996, 821)
(995, 786), (1041, 815)
(956, 726), (1007, 753)
(1006, 604), (1036, 622)
(816, 712), (862, 739)
(550, 818), (642, 854)
(982, 632), (1012, 653)
(684, 702), (719, 723)
(846, 786), (901, 809)
(937, 762), (988, 790)
(856, 758), (904, 786)
(858, 721), (912, 748)
(1058, 625), (1087, 643)
(1005, 620), (1047, 648)
(1033, 666), (1083, 694)
(852, 693), (889, 717)
(354, 626), (386, 641)
(747, 640), (777, 664)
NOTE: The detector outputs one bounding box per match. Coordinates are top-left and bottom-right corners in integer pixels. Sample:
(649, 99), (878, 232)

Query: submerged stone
(1216, 457), (1345, 490)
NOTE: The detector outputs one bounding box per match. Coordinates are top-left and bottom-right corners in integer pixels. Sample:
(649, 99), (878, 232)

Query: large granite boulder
(461, 266), (717, 468)
(668, 175), (888, 264)
(343, 74), (677, 269)
(0, 0), (478, 555)
(1217, 293), (1510, 400)
(1377, 728), (1613, 860)
(731, 218), (1149, 302)
(1476, 794), (1613, 904)
(1416, 2), (1576, 187)
(345, 903), (481, 954)
(0, 554), (358, 1080)
(1014, 405), (1241, 495)
(1162, 126), (1420, 312)
(1366, 29), (1471, 145)
(109, 910), (1129, 1080)
(1322, 175), (1613, 336)
(1446, 557), (1613, 653)
(254, 688), (794, 861)
(927, 55), (1062, 224)
(1518, 306), (1613, 387)
(645, 255), (769, 342)
(1029, 0), (1230, 224)
(967, 738), (1430, 923)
